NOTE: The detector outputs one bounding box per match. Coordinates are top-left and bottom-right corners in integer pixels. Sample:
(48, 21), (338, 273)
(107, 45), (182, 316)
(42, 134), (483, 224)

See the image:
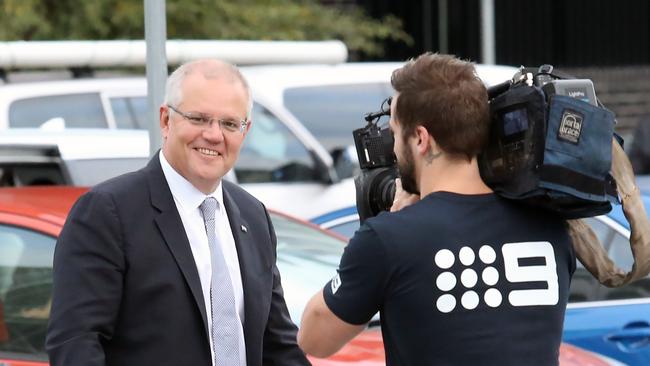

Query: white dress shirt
(159, 152), (246, 366)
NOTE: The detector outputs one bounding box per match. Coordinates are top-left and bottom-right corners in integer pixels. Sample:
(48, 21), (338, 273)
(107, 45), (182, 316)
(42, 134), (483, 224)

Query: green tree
(0, 0), (412, 58)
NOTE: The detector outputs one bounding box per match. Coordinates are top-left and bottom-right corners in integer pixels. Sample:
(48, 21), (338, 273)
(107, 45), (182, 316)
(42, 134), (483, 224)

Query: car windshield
(270, 212), (345, 324)
(283, 83), (394, 152)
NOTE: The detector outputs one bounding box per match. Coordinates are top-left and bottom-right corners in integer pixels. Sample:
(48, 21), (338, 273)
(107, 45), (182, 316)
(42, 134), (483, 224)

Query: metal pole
(480, 0), (495, 64)
(144, 0), (167, 157)
(438, 0), (448, 54)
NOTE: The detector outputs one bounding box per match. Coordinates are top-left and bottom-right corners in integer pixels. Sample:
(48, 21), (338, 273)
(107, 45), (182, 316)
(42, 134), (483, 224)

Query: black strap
(540, 164), (607, 199)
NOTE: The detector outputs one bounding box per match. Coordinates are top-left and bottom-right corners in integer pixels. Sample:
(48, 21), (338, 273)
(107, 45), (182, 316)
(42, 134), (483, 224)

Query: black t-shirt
(323, 192), (575, 366)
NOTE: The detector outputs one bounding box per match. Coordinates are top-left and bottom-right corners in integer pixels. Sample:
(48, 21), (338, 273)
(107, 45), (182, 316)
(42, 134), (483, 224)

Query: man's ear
(243, 118), (252, 136)
(160, 105), (170, 138)
(414, 125), (433, 156)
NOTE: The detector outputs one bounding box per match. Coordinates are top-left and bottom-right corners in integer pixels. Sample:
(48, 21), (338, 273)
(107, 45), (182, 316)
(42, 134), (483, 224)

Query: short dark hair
(390, 52), (489, 161)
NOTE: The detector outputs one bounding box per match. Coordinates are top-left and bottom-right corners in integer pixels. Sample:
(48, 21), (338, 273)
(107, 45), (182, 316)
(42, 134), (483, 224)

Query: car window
(567, 217), (617, 302)
(607, 228), (634, 271)
(0, 164), (67, 187)
(237, 103), (322, 183)
(570, 217), (650, 302)
(598, 226), (650, 301)
(65, 158), (149, 186)
(110, 96), (147, 129)
(583, 217), (615, 250)
(270, 212), (344, 324)
(327, 220), (360, 239)
(9, 93), (108, 129)
(0, 224), (55, 360)
(283, 83), (394, 151)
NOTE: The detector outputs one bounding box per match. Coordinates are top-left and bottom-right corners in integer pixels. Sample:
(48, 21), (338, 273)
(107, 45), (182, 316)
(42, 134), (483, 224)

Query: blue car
(312, 196), (650, 366)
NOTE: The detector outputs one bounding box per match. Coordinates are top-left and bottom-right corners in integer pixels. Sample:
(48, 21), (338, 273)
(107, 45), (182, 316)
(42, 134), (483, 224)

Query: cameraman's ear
(414, 126), (433, 155)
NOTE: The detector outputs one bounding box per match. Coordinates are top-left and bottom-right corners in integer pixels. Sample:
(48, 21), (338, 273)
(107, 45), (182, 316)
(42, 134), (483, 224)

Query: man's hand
(390, 178), (420, 212)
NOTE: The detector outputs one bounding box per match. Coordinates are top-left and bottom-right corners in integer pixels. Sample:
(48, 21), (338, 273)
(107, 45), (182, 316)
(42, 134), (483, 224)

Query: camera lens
(374, 173), (396, 212)
(355, 167), (398, 222)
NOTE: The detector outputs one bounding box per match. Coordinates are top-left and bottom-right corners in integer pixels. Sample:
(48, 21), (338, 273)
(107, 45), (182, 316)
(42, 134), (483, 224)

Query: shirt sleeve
(322, 223), (389, 325)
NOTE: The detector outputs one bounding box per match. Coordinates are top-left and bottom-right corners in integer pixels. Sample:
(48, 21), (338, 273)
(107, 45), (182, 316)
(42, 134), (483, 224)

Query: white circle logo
(484, 288), (503, 308)
(482, 267), (499, 286)
(459, 246), (475, 266)
(461, 291), (479, 310)
(461, 269), (478, 288)
(435, 249), (455, 269)
(436, 272), (457, 292)
(436, 294), (456, 313)
(479, 245), (496, 264)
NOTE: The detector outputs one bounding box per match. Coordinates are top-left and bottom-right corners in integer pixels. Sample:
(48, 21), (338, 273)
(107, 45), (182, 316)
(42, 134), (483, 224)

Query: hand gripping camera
(352, 97), (397, 222)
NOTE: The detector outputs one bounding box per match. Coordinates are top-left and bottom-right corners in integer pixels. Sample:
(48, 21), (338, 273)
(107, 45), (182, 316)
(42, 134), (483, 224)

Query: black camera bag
(479, 80), (619, 219)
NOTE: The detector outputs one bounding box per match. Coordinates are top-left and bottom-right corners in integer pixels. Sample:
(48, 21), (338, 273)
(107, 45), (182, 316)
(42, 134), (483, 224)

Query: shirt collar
(159, 151), (225, 212)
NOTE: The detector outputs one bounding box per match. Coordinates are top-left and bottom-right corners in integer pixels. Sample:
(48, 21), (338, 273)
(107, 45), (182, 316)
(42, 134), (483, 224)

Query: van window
(110, 96), (148, 129)
(283, 83), (394, 151)
(9, 93), (108, 129)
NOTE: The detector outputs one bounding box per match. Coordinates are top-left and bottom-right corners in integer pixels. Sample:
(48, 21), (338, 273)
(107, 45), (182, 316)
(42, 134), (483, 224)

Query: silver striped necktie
(199, 197), (242, 366)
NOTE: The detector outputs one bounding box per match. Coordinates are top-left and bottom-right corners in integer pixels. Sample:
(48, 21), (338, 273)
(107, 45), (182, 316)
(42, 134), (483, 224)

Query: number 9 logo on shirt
(433, 241), (558, 313)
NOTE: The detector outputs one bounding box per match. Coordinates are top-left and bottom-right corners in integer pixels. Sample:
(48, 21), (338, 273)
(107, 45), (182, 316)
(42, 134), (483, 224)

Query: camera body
(353, 101), (397, 222)
(354, 65), (618, 222)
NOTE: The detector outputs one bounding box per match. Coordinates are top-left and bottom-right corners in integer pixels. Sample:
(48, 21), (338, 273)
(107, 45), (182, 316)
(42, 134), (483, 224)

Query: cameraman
(298, 53), (575, 365)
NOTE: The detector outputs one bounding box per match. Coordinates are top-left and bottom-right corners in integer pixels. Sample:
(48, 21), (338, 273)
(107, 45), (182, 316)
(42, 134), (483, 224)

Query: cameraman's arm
(390, 178), (419, 212)
(298, 290), (365, 357)
(299, 225), (388, 357)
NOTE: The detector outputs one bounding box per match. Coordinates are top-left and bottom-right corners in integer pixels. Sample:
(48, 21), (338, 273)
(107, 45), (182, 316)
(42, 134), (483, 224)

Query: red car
(0, 187), (623, 366)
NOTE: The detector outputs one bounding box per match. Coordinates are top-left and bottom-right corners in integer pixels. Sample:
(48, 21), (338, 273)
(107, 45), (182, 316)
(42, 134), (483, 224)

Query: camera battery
(542, 79), (598, 106)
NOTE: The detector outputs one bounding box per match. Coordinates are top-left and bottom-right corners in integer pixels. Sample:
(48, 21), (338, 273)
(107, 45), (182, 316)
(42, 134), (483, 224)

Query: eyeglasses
(168, 105), (249, 133)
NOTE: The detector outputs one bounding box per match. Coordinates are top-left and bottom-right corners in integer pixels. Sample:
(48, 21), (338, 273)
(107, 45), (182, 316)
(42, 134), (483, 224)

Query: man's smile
(195, 147), (222, 157)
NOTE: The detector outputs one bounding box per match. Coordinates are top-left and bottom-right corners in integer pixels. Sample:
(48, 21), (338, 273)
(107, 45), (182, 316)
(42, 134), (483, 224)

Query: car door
(564, 216), (650, 365)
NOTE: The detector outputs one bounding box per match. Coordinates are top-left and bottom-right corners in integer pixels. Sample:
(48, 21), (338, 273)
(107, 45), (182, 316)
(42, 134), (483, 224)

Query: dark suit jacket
(46, 155), (310, 366)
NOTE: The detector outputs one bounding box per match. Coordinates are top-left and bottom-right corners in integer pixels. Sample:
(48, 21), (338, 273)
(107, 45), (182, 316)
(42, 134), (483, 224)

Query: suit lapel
(145, 156), (210, 338)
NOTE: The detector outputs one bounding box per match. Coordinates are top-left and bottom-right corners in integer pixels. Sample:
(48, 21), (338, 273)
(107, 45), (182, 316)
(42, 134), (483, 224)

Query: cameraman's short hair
(391, 52), (489, 161)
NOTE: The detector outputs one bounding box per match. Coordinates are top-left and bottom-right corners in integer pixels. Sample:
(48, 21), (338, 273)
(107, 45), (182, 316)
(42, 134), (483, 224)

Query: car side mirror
(331, 145), (359, 179)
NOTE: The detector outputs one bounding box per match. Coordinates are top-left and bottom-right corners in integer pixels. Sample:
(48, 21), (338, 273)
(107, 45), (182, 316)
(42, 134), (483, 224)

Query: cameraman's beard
(397, 146), (420, 195)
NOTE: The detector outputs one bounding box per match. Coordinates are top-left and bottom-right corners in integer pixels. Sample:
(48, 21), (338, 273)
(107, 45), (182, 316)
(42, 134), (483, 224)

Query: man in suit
(46, 59), (310, 366)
